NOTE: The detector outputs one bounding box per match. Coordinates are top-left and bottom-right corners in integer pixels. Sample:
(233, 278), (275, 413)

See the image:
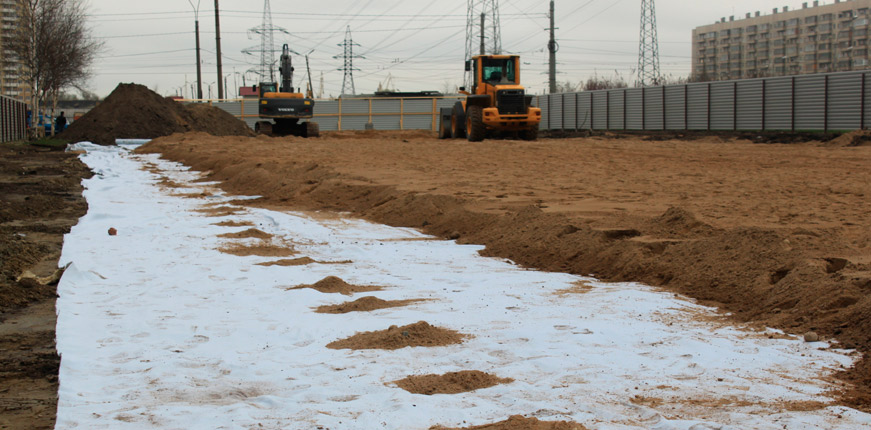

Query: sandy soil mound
(256, 257), (317, 267)
(288, 276), (382, 295)
(394, 371), (513, 395)
(430, 416), (588, 430)
(315, 296), (423, 314)
(59, 83), (254, 145)
(217, 228), (272, 240)
(218, 242), (295, 257)
(326, 321), (465, 350)
(827, 130), (871, 147)
(213, 221), (254, 227)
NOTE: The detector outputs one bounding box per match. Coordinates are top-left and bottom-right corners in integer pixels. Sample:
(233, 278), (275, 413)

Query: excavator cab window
(482, 58), (515, 85)
(260, 83), (277, 96)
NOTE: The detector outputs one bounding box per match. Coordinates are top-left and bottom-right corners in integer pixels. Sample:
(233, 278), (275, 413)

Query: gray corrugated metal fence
(1, 95), (27, 143)
(536, 70), (871, 132)
(201, 97), (462, 132)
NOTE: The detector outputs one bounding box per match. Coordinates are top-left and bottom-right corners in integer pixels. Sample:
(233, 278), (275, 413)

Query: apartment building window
(821, 14), (834, 22)
(838, 31), (851, 38)
(854, 18), (869, 27)
(804, 54), (817, 61)
(758, 42), (770, 49)
(807, 25), (817, 33)
(839, 11), (855, 19)
(760, 23), (770, 31)
(819, 52), (832, 60)
(819, 23), (833, 31)
(819, 43), (832, 50)
(730, 45), (741, 52)
(775, 21), (785, 29)
(719, 29), (730, 37)
(774, 48), (785, 55)
(747, 25), (757, 33)
(855, 29), (867, 37)
(806, 16), (818, 24)
(803, 44), (816, 52)
(757, 50), (769, 58)
(787, 18), (799, 27)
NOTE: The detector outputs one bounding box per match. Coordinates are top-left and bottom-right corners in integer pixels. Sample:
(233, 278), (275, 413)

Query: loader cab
(468, 55), (520, 95)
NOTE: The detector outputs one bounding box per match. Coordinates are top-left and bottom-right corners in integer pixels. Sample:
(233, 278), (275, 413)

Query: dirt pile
(394, 371), (513, 395)
(430, 416), (588, 430)
(217, 228), (272, 240)
(826, 130), (871, 147)
(138, 132), (871, 410)
(218, 242), (295, 257)
(288, 276), (383, 295)
(59, 83), (254, 145)
(256, 257), (317, 267)
(315, 296), (423, 314)
(326, 321), (465, 350)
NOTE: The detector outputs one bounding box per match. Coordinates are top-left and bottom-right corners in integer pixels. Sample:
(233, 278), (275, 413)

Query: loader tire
(451, 103), (466, 139)
(519, 126), (538, 141)
(466, 105), (485, 142)
(438, 110), (451, 139)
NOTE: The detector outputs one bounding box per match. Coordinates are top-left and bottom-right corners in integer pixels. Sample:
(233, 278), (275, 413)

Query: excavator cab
(440, 55), (541, 142)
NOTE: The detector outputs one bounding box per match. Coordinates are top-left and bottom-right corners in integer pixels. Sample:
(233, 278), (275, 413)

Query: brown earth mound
(213, 220), (254, 227)
(217, 228), (272, 240)
(256, 257), (317, 267)
(326, 321), (465, 350)
(137, 132), (871, 410)
(394, 371), (513, 395)
(827, 130), (871, 147)
(288, 276), (382, 295)
(315, 296), (424, 314)
(218, 242), (295, 257)
(59, 83), (254, 145)
(430, 416), (588, 430)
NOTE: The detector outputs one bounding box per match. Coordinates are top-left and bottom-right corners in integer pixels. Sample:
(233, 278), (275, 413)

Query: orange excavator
(439, 55), (541, 142)
(254, 44), (319, 137)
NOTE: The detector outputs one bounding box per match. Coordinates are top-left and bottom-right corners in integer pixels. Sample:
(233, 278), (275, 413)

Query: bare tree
(12, 0), (101, 136)
(583, 70), (629, 91)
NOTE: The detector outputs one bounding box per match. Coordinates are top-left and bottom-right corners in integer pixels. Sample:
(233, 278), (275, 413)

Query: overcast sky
(83, 0), (836, 98)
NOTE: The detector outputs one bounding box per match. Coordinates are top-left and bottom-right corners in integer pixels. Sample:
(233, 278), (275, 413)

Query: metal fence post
(662, 85), (667, 130)
(589, 93), (594, 130)
(791, 76), (796, 131)
(862, 73), (867, 130)
(707, 83), (712, 131)
(824, 74), (829, 133)
(684, 85), (688, 130)
(623, 90), (627, 130)
(733, 82), (738, 131)
(575, 93), (579, 130)
(761, 79), (767, 130)
(606, 91), (611, 130)
(642, 87), (647, 130)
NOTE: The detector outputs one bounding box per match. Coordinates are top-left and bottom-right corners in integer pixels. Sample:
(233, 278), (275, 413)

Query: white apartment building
(692, 0), (871, 80)
(0, 0), (25, 100)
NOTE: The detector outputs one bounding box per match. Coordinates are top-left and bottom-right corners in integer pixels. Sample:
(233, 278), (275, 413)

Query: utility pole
(188, 1), (204, 99)
(480, 13), (486, 55)
(637, 0), (662, 86)
(215, 0), (224, 99)
(335, 26), (363, 96)
(548, 0), (557, 94)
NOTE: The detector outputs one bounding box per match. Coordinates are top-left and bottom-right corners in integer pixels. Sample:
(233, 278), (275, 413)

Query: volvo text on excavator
(254, 44), (320, 138)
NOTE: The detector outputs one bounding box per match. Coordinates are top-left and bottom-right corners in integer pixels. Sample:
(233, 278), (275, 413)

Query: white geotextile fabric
(54, 142), (871, 429)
